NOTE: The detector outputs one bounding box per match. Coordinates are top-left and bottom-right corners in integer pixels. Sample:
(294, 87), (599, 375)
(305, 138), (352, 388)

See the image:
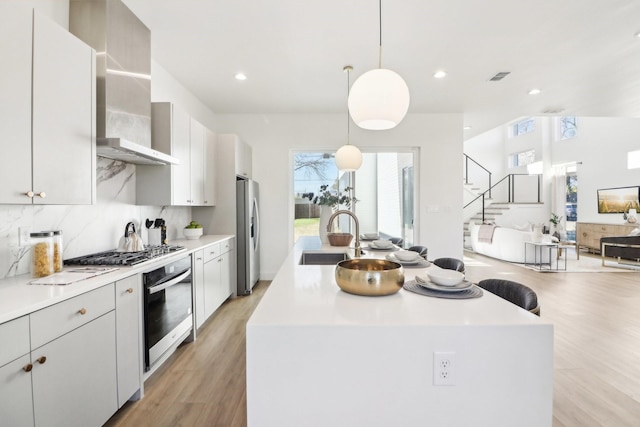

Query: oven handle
(147, 268), (191, 295)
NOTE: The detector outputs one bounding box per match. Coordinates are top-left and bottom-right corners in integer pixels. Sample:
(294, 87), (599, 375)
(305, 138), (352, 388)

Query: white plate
(415, 279), (473, 292)
(366, 244), (397, 251)
(386, 253), (419, 265)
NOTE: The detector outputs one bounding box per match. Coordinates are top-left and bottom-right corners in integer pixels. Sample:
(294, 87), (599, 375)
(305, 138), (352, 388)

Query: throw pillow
(628, 227), (640, 236)
(514, 222), (532, 231)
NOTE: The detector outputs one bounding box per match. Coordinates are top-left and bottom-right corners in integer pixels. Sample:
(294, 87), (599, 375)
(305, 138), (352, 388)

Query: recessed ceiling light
(433, 70), (447, 79)
(235, 73), (247, 81)
(528, 88), (541, 95)
(635, 31), (640, 38)
(463, 126), (472, 130)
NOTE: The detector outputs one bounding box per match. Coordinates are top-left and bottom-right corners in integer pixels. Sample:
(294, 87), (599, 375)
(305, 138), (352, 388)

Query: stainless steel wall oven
(143, 254), (193, 371)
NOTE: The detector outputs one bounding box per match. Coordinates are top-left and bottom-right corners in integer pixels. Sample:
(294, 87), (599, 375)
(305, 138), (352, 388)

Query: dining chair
(477, 279), (540, 316)
(408, 245), (428, 259)
(389, 237), (403, 247)
(432, 257), (465, 273)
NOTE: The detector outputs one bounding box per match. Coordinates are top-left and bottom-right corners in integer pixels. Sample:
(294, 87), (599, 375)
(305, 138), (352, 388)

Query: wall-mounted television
(597, 186), (640, 213)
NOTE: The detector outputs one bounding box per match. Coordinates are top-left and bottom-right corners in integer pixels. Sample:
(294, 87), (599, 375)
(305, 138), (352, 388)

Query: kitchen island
(246, 237), (553, 427)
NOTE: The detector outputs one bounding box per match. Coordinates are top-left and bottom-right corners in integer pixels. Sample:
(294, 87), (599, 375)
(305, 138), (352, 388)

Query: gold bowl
(335, 259), (404, 296)
(327, 233), (353, 246)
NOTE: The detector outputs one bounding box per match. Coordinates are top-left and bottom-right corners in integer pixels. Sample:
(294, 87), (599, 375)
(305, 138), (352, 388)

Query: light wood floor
(106, 252), (640, 427)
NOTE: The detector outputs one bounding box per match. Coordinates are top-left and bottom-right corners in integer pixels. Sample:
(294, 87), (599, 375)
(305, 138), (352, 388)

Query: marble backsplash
(0, 157), (192, 278)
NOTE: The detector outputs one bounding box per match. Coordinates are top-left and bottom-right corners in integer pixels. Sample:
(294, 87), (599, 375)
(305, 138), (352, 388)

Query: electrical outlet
(433, 351), (456, 386)
(18, 227), (32, 247)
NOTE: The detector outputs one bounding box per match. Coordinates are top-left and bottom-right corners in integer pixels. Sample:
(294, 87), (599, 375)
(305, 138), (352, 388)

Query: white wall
(550, 117), (640, 224)
(213, 113), (464, 279)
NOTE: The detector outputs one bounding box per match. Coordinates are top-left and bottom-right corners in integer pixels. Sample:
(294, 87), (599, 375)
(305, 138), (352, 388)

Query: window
(511, 118), (535, 137)
(564, 173), (578, 241)
(293, 150), (416, 246)
(628, 149), (640, 169)
(559, 116), (577, 140)
(508, 149), (536, 168)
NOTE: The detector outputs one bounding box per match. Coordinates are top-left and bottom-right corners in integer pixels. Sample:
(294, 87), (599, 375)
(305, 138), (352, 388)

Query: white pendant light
(335, 66), (363, 171)
(348, 0), (410, 130)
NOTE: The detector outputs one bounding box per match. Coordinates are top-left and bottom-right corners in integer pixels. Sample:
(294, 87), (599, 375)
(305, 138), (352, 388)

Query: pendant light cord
(343, 65), (353, 145)
(378, 0), (382, 69)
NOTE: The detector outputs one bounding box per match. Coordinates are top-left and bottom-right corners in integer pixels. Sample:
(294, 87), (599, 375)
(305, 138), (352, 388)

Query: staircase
(462, 154), (543, 250)
(463, 203), (514, 249)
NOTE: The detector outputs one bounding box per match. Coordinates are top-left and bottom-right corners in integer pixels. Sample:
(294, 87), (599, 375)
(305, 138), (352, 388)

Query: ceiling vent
(542, 108), (565, 115)
(489, 72), (511, 82)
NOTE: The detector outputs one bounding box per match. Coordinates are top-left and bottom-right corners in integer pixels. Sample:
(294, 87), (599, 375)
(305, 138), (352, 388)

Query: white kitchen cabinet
(28, 284), (117, 427)
(219, 134), (252, 179)
(0, 4), (32, 204)
(115, 275), (142, 408)
(204, 128), (217, 205)
(31, 312), (117, 427)
(199, 239), (234, 324)
(137, 103), (216, 206)
(192, 249), (206, 329)
(0, 316), (33, 426)
(0, 5), (96, 205)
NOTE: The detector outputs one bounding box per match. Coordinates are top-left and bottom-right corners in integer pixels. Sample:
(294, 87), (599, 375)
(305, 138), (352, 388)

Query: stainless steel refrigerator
(236, 179), (260, 295)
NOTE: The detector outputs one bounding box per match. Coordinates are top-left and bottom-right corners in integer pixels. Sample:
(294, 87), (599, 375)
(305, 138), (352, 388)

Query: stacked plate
(386, 250), (425, 266)
(366, 239), (397, 251)
(415, 269), (472, 292)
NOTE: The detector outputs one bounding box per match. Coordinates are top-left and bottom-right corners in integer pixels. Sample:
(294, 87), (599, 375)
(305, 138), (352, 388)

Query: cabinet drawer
(30, 283), (115, 349)
(204, 243), (222, 263)
(0, 316), (30, 367)
(221, 238), (234, 254)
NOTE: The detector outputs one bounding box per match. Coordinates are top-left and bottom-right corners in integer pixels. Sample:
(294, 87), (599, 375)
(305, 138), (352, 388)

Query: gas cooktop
(64, 245), (186, 266)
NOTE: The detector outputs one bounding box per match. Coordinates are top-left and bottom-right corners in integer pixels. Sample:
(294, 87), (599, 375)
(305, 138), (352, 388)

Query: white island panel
(247, 237), (553, 426)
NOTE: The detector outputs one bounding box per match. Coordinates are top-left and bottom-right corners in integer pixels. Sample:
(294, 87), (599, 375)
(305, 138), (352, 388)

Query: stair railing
(464, 154), (492, 199)
(464, 173), (542, 222)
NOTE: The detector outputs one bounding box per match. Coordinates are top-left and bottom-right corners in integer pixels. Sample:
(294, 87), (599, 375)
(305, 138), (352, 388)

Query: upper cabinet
(137, 102), (216, 206)
(233, 135), (253, 179)
(0, 6), (96, 205)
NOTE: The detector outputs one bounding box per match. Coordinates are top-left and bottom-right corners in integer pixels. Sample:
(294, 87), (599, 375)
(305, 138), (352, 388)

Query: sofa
(469, 222), (553, 264)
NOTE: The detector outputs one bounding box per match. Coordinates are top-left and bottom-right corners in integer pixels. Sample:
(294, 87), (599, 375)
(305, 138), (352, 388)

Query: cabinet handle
(37, 192), (46, 198)
(23, 363), (33, 372)
(126, 288), (134, 294)
(78, 308), (87, 315)
(196, 257), (202, 260)
(25, 191), (34, 198)
(36, 356), (46, 364)
(204, 200), (208, 204)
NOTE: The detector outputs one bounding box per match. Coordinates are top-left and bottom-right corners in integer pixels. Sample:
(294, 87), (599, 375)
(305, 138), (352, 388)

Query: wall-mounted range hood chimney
(70, 0), (178, 165)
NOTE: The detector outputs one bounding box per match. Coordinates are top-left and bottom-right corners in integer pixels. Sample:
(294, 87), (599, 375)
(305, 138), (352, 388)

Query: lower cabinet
(204, 250), (223, 320)
(115, 275), (142, 407)
(0, 275), (143, 427)
(31, 312), (117, 427)
(194, 238), (235, 328)
(0, 320), (34, 427)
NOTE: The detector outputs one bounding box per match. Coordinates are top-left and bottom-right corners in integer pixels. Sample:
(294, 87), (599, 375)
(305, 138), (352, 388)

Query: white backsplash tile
(0, 158), (192, 278)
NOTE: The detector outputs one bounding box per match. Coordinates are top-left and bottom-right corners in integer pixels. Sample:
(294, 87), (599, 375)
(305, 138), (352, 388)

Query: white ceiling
(123, 0), (640, 139)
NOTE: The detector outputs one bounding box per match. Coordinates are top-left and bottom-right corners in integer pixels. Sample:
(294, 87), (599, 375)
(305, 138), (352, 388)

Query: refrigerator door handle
(253, 197), (260, 250)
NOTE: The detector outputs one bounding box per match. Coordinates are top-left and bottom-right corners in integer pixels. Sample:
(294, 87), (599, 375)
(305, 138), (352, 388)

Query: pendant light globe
(348, 68), (410, 130)
(335, 143), (363, 171)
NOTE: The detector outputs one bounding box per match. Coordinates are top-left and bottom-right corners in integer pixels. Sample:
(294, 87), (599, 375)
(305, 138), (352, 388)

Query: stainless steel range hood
(70, 0), (178, 165)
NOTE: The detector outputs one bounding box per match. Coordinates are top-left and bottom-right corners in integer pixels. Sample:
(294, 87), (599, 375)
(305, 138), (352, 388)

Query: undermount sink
(299, 251), (350, 265)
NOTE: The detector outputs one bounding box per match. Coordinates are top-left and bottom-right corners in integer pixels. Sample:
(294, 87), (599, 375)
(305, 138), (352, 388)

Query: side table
(524, 241), (565, 270)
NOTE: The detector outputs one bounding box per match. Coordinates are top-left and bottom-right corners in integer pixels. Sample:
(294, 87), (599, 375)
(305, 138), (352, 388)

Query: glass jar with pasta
(30, 231), (54, 278)
(50, 230), (63, 272)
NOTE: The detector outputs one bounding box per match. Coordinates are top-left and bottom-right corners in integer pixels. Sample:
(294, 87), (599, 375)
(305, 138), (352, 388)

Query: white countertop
(249, 236), (549, 327)
(0, 235), (234, 324)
